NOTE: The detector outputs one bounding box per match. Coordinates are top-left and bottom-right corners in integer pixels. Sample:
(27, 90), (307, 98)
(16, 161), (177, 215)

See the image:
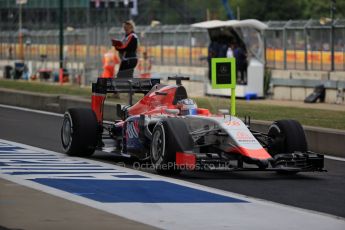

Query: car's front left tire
(150, 121), (181, 175)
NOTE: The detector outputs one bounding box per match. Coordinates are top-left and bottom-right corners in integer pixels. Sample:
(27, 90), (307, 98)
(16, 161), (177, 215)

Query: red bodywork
(92, 83), (211, 123)
(91, 94), (106, 123)
(128, 85), (211, 116)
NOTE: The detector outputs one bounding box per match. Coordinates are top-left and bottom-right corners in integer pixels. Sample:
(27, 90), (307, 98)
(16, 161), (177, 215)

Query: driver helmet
(176, 98), (198, 115)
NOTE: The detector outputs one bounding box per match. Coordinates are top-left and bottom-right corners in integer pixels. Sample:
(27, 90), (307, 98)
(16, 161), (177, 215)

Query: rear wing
(92, 78), (160, 95)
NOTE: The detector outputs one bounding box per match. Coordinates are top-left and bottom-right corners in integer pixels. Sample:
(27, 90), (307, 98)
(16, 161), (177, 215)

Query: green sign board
(211, 58), (236, 89)
(211, 57), (237, 116)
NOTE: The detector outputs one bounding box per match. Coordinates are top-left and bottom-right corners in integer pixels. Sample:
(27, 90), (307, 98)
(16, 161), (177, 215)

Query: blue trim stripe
(31, 178), (248, 203)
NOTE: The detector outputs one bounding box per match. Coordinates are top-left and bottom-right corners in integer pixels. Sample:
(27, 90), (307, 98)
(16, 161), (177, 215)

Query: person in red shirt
(113, 20), (138, 78)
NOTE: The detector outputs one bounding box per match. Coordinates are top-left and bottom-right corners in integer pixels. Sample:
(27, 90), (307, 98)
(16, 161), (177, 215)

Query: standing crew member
(226, 43), (234, 58)
(234, 45), (247, 84)
(113, 20), (138, 78)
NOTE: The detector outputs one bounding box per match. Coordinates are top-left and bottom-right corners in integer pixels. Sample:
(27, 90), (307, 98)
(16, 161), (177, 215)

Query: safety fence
(0, 25), (209, 76)
(265, 49), (345, 70)
(265, 19), (345, 71)
(1, 20), (345, 74)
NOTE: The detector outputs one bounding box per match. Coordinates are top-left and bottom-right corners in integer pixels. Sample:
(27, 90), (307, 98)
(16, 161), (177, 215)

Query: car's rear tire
(61, 108), (99, 157)
(268, 119), (308, 156)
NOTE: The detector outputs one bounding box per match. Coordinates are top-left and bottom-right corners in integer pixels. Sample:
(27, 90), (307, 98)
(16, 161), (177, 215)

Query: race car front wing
(175, 151), (325, 172)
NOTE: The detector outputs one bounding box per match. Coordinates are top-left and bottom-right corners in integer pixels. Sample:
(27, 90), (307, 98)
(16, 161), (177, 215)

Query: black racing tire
(61, 108), (99, 157)
(150, 119), (192, 175)
(150, 121), (180, 175)
(267, 119), (308, 156)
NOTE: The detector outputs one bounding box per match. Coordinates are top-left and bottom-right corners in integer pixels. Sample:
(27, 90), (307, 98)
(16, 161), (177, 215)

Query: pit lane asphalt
(1, 106), (344, 218)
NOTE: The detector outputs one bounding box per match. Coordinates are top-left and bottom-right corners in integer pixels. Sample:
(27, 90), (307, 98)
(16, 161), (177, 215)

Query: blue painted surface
(3, 165), (103, 167)
(40, 159), (65, 161)
(8, 171), (120, 175)
(31, 178), (247, 203)
(1, 168), (117, 170)
(0, 162), (8, 166)
(1, 141), (248, 205)
(0, 154), (56, 157)
(114, 175), (149, 179)
(0, 146), (25, 151)
(0, 160), (59, 163)
(55, 176), (95, 178)
(0, 157), (59, 159)
(3, 160), (90, 165)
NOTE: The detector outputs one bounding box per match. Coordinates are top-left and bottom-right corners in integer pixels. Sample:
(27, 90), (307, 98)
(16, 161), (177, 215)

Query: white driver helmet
(176, 98), (198, 115)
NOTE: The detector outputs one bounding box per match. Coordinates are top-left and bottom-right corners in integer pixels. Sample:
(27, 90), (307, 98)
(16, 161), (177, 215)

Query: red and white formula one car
(61, 77), (325, 174)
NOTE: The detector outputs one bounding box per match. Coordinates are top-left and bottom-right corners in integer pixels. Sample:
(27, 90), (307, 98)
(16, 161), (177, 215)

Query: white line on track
(0, 104), (63, 117)
(325, 155), (345, 162)
(0, 104), (114, 126)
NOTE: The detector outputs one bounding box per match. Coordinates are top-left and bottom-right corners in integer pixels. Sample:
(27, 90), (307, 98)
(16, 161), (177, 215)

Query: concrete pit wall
(271, 70), (345, 104)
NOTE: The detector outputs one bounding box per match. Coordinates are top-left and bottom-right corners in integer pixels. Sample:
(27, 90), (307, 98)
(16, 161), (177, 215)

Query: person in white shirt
(226, 43), (234, 58)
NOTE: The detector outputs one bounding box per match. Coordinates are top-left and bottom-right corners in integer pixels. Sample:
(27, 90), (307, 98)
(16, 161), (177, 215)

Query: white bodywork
(186, 115), (271, 160)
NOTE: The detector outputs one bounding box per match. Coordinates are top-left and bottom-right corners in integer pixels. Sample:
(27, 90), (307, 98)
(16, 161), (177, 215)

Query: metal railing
(0, 25), (209, 73)
(265, 19), (345, 71)
(1, 20), (345, 76)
